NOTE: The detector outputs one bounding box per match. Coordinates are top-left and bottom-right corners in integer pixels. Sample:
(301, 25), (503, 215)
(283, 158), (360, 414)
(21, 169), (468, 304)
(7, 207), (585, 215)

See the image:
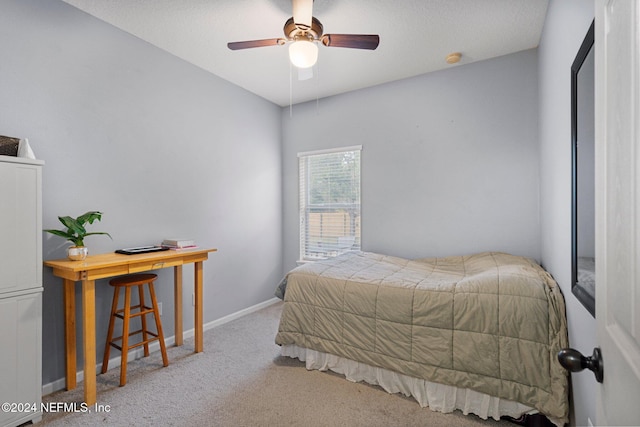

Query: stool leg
(137, 284), (150, 357)
(148, 282), (169, 367)
(120, 286), (132, 386)
(101, 286), (120, 374)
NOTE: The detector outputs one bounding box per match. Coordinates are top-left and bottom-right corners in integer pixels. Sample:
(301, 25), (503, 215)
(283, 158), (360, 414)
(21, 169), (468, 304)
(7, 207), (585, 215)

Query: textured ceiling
(62, 0), (549, 107)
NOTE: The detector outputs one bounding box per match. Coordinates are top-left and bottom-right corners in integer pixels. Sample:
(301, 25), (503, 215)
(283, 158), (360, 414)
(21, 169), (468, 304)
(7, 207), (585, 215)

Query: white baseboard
(42, 297), (280, 396)
(202, 297), (279, 332)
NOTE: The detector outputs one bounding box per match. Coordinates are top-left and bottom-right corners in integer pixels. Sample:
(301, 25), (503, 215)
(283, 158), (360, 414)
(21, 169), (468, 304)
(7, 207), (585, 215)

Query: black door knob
(557, 347), (603, 383)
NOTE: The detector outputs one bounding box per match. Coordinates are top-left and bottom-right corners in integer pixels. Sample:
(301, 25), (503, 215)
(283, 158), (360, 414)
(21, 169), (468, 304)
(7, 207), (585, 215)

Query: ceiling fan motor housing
(284, 16), (324, 41)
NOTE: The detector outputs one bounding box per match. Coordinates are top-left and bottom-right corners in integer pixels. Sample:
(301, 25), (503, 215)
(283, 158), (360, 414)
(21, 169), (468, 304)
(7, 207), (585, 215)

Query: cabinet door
(0, 161), (42, 295)
(0, 292), (42, 427)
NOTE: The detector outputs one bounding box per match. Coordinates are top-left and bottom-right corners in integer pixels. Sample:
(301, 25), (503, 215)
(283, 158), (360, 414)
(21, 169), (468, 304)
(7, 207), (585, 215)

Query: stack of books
(161, 238), (197, 250)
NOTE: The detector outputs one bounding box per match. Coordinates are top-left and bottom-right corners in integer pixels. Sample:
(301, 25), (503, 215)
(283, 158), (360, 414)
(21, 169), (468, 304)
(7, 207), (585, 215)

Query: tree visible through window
(299, 146), (361, 261)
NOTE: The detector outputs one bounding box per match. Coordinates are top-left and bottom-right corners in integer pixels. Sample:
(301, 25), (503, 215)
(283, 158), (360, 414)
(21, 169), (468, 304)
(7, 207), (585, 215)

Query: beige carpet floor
(40, 301), (515, 426)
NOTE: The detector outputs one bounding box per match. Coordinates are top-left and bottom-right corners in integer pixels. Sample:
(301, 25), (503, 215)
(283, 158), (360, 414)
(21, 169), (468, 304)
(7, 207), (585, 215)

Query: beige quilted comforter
(275, 251), (569, 422)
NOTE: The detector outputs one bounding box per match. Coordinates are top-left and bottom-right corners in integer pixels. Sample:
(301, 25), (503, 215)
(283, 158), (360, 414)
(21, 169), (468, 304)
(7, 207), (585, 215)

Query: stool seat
(109, 273), (159, 287)
(101, 273), (169, 386)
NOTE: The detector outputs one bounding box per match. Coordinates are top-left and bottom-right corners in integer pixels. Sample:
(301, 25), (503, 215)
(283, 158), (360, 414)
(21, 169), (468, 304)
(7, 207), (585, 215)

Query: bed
(275, 251), (569, 426)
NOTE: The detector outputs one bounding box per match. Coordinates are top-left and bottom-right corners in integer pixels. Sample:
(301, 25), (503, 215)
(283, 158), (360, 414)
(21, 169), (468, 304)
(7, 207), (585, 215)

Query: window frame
(298, 145), (362, 262)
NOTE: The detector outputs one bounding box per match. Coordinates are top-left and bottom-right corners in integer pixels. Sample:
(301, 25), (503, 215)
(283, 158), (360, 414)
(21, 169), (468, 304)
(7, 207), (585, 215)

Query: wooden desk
(44, 247), (217, 405)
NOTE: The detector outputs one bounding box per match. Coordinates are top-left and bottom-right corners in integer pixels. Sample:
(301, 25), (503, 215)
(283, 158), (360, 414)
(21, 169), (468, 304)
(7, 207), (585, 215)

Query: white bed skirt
(281, 345), (562, 427)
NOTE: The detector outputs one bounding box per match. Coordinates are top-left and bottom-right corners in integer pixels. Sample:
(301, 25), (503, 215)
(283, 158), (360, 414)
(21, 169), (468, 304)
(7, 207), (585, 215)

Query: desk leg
(174, 266), (183, 346)
(81, 279), (97, 406)
(194, 261), (204, 353)
(63, 279), (77, 390)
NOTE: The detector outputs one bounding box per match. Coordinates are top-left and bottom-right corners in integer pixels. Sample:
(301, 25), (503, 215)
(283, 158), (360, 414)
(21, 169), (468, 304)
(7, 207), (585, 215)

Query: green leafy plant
(45, 211), (112, 247)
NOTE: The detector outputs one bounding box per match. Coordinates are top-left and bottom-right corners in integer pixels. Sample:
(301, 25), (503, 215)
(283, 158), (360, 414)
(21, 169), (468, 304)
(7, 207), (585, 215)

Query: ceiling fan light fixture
(289, 39), (318, 68)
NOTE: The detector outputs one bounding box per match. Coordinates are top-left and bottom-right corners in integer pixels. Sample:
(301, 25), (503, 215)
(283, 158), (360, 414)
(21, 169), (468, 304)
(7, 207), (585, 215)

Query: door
(0, 160), (41, 295)
(595, 0), (640, 425)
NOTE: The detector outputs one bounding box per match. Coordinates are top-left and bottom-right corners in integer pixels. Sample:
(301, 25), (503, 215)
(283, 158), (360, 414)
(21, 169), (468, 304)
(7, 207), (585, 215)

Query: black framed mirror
(571, 20), (595, 317)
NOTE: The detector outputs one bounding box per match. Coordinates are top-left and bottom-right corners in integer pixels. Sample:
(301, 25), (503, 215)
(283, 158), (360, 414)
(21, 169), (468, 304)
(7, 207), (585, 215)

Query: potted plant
(45, 211), (112, 260)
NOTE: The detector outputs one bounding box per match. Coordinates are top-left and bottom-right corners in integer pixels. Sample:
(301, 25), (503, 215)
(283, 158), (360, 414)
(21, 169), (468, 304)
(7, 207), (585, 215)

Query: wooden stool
(101, 273), (169, 386)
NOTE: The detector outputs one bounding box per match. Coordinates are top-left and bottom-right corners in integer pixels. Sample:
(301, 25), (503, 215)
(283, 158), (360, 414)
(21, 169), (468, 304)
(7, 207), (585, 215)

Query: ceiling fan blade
(227, 38), (285, 50)
(292, 0), (313, 29)
(321, 34), (380, 50)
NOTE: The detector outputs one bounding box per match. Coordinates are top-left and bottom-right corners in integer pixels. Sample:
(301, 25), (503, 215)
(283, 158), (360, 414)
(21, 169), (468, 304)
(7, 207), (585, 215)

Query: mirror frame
(571, 19), (595, 317)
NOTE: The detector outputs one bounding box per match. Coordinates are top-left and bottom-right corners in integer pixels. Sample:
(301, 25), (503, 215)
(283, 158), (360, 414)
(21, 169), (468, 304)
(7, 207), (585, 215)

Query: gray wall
(538, 0), (595, 426)
(0, 0), (283, 386)
(282, 49), (540, 271)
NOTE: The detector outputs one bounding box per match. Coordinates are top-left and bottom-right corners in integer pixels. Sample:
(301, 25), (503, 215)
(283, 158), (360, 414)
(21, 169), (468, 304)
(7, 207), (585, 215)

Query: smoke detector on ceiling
(446, 52), (462, 64)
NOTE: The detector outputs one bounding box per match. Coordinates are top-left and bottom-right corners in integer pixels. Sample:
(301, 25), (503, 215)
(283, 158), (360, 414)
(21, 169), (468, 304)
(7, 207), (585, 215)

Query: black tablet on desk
(115, 246), (170, 255)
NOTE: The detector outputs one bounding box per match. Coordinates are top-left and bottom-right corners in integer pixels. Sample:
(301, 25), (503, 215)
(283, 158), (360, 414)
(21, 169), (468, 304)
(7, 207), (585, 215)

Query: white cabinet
(0, 293), (42, 426)
(0, 156), (43, 427)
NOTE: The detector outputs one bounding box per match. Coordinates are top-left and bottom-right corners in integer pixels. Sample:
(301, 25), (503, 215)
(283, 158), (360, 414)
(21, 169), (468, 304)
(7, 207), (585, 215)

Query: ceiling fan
(227, 0), (380, 69)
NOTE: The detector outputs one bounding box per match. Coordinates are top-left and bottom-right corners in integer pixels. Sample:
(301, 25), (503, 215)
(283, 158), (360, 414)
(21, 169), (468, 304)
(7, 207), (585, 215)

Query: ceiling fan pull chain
(316, 61), (320, 114)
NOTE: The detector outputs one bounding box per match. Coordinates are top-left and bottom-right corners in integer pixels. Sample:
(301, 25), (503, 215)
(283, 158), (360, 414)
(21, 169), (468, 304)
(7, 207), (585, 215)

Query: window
(298, 146), (361, 261)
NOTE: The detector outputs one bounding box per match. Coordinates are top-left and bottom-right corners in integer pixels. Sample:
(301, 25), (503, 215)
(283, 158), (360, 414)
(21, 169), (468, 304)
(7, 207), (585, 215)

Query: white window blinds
(298, 146), (361, 261)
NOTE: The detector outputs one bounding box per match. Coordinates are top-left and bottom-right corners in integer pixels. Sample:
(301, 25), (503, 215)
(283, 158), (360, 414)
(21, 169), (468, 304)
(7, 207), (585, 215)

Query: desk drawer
(129, 259), (182, 273)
